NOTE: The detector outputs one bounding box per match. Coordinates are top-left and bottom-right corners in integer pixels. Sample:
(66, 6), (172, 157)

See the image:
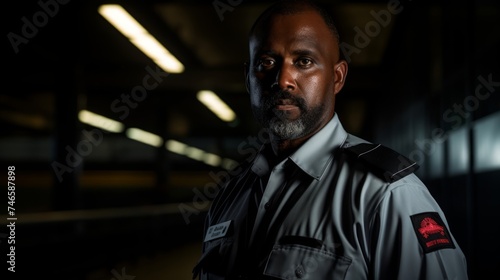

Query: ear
(333, 60), (348, 95)
(243, 62), (250, 94)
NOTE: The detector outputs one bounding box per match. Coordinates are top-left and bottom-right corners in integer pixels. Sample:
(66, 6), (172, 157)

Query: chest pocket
(263, 243), (352, 279)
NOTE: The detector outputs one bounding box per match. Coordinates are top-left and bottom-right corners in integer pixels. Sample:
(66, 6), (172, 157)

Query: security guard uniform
(193, 114), (469, 279)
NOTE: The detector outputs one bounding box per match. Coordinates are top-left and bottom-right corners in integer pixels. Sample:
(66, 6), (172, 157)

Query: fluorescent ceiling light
(203, 153), (222, 167)
(165, 139), (187, 154)
(197, 90), (236, 122)
(98, 4), (184, 73)
(126, 128), (163, 147)
(78, 110), (124, 133)
(185, 146), (205, 161)
(165, 139), (233, 169)
(97, 5), (146, 37)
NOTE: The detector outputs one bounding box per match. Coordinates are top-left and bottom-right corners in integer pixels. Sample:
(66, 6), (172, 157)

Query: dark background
(2, 0), (499, 279)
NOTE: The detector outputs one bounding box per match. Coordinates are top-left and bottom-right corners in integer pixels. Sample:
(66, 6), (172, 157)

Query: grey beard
(268, 114), (306, 139)
(252, 90), (325, 140)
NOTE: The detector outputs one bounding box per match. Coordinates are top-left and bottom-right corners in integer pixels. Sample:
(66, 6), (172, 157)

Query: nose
(272, 63), (296, 92)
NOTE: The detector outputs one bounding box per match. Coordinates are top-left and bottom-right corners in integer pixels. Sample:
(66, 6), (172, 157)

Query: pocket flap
(263, 243), (352, 279)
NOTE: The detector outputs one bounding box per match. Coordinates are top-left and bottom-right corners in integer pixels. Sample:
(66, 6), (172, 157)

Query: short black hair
(249, 0), (340, 43)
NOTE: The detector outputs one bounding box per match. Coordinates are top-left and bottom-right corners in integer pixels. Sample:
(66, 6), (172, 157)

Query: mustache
(263, 90), (306, 110)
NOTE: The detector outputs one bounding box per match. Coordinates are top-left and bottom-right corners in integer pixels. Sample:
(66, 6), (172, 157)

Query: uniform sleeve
(370, 177), (469, 279)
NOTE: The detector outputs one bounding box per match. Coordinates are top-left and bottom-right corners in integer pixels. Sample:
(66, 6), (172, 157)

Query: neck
(269, 135), (306, 162)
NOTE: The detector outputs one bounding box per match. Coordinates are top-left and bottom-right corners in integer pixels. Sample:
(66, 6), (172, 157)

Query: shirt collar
(289, 113), (348, 180)
(251, 114), (348, 180)
(251, 144), (273, 177)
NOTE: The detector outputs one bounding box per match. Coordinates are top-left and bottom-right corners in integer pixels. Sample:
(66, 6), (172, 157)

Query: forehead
(250, 10), (337, 55)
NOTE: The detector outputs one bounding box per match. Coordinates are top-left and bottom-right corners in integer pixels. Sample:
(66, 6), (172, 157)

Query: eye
(257, 57), (275, 69)
(296, 57), (313, 67)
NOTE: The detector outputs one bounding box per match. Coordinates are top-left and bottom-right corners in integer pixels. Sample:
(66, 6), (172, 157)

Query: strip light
(197, 90), (236, 122)
(165, 139), (187, 154)
(98, 4), (184, 73)
(204, 153), (222, 167)
(78, 110), (124, 133)
(126, 128), (163, 147)
(165, 140), (237, 169)
(78, 110), (236, 169)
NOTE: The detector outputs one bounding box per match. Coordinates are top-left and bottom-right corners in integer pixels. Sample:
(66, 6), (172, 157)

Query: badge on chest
(204, 220), (233, 242)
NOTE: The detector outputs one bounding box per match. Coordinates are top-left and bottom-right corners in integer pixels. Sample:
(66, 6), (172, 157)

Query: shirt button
(264, 202), (271, 210)
(295, 266), (304, 278)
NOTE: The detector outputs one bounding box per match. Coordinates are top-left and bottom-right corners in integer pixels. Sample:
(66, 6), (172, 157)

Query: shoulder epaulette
(343, 143), (419, 183)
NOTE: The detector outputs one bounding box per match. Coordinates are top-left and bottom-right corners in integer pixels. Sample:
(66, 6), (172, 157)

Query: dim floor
(86, 241), (203, 280)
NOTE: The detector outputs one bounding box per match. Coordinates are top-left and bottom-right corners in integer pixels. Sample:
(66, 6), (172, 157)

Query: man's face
(247, 10), (344, 140)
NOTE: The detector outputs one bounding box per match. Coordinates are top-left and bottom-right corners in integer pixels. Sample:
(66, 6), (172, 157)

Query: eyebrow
(291, 49), (316, 56)
(256, 48), (317, 57)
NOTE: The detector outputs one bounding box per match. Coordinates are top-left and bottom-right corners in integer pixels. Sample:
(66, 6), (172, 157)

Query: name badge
(204, 220), (232, 242)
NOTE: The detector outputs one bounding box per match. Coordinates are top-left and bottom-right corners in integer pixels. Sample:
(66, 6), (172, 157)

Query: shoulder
(340, 134), (419, 183)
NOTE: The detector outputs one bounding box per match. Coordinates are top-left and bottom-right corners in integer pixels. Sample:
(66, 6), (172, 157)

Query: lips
(275, 98), (298, 110)
(276, 105), (298, 111)
(263, 91), (304, 113)
(276, 98), (295, 105)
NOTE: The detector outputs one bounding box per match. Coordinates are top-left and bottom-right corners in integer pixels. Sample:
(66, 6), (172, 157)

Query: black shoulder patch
(343, 143), (419, 183)
(410, 212), (456, 253)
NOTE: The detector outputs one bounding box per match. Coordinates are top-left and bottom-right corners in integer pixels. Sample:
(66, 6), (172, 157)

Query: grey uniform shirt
(194, 114), (469, 279)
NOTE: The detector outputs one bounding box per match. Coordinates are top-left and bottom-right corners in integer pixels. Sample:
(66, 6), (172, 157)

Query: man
(193, 0), (469, 279)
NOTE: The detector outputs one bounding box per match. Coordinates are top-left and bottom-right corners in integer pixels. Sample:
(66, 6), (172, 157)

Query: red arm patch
(410, 212), (456, 253)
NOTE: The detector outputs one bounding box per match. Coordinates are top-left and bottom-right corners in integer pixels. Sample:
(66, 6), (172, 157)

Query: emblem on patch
(410, 212), (455, 253)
